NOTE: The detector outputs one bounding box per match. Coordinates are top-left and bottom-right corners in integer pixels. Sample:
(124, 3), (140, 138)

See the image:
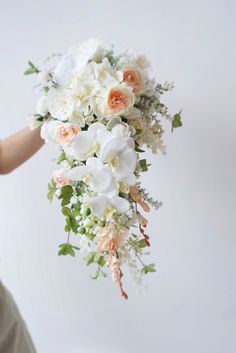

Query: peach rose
(123, 67), (142, 93)
(106, 86), (135, 116)
(53, 169), (71, 186)
(55, 123), (79, 146)
(97, 224), (127, 252)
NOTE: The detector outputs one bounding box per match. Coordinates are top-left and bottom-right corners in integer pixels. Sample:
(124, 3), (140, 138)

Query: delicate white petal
(116, 148), (137, 176)
(90, 169), (113, 192)
(90, 196), (108, 217)
(71, 132), (92, 160)
(54, 55), (75, 86)
(67, 165), (92, 181)
(87, 122), (106, 138)
(111, 196), (130, 213)
(99, 136), (126, 163)
(36, 96), (49, 115)
(86, 157), (103, 169)
(118, 172), (136, 186)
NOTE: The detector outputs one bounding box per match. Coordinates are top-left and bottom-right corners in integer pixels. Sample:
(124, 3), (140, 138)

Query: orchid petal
(111, 196), (130, 213)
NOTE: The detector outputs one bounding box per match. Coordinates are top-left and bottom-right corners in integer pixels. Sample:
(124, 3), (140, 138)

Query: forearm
(0, 127), (44, 174)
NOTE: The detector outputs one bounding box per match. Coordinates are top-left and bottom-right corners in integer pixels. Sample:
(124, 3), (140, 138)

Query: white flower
(67, 157), (116, 196)
(36, 96), (49, 116)
(97, 132), (137, 185)
(111, 123), (131, 138)
(64, 122), (107, 161)
(47, 88), (76, 121)
(54, 39), (104, 86)
(40, 119), (63, 142)
(27, 115), (42, 130)
(37, 71), (50, 86)
(90, 195), (130, 217)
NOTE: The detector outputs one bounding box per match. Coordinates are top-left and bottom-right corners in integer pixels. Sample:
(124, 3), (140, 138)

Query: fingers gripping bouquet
(26, 39), (182, 299)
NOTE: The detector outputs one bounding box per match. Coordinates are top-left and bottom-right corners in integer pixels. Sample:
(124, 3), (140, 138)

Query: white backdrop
(0, 1), (236, 352)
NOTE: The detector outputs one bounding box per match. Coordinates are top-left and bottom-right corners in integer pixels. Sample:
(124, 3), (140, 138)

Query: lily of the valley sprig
(25, 38), (182, 299)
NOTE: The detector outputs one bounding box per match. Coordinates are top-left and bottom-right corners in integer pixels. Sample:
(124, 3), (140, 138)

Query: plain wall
(0, 1), (235, 352)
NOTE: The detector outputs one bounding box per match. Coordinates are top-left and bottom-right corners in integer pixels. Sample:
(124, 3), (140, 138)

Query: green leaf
(98, 256), (106, 267)
(57, 151), (67, 164)
(58, 243), (69, 256)
(68, 246), (75, 257)
(139, 159), (149, 172)
(71, 208), (81, 217)
(90, 270), (99, 279)
(61, 196), (71, 206)
(171, 112), (183, 132)
(47, 179), (57, 202)
(90, 269), (107, 280)
(137, 239), (147, 248)
(84, 252), (95, 266)
(61, 207), (71, 217)
(24, 61), (39, 75)
(141, 263), (156, 274)
(135, 147), (145, 153)
(60, 185), (73, 196)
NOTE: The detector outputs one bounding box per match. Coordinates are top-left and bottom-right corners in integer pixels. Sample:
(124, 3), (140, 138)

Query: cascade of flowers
(26, 39), (182, 299)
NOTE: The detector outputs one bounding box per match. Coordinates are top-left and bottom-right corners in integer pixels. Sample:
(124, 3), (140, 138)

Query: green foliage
(90, 269), (107, 280)
(57, 151), (67, 165)
(24, 61), (39, 75)
(172, 111), (183, 132)
(84, 252), (106, 267)
(58, 185), (73, 206)
(129, 237), (147, 253)
(141, 263), (156, 274)
(47, 179), (57, 202)
(139, 159), (151, 172)
(61, 206), (78, 234)
(135, 147), (145, 153)
(58, 243), (80, 257)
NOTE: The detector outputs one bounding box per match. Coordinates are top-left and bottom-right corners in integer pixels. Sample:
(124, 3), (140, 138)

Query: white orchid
(67, 157), (117, 197)
(89, 194), (130, 217)
(97, 126), (137, 185)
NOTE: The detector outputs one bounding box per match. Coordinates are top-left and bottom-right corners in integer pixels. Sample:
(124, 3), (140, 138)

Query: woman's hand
(0, 127), (44, 174)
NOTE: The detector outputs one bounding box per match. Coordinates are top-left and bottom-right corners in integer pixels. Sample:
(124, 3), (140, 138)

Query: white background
(0, 1), (236, 352)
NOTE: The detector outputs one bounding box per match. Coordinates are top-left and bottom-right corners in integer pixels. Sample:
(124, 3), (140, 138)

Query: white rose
(47, 89), (75, 121)
(36, 96), (49, 116)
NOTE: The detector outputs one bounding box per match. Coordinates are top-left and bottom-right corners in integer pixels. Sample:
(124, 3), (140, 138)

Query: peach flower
(55, 123), (79, 146)
(106, 86), (135, 116)
(97, 224), (127, 252)
(129, 185), (150, 212)
(123, 67), (142, 93)
(53, 169), (71, 186)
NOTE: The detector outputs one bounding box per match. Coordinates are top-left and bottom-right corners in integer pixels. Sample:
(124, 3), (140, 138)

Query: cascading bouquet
(26, 39), (182, 299)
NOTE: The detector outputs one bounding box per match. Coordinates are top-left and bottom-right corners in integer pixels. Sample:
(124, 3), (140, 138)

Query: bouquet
(26, 39), (182, 299)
